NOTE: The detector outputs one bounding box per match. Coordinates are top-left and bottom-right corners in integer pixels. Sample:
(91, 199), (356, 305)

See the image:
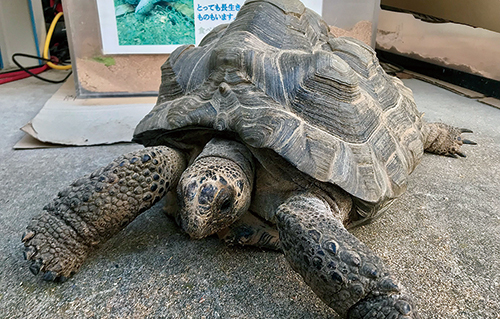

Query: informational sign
(194, 0), (322, 44)
(97, 0), (323, 54)
(194, 1), (243, 44)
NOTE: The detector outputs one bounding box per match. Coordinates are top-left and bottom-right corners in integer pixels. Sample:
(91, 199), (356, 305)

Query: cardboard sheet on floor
(15, 76), (156, 149)
(479, 97), (500, 110)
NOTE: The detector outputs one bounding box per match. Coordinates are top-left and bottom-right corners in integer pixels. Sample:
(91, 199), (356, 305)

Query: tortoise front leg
(275, 194), (420, 318)
(22, 146), (186, 281)
(217, 211), (280, 251)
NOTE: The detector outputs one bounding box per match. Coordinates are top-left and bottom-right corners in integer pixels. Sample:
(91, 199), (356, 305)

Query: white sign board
(193, 0), (322, 45)
(97, 0), (323, 54)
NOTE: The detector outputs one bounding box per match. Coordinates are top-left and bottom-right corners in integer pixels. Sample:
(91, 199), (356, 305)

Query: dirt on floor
(76, 55), (167, 94)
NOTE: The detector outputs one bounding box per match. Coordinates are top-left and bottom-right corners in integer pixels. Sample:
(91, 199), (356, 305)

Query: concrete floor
(0, 71), (499, 318)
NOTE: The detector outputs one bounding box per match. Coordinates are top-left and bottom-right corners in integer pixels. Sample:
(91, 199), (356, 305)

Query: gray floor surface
(0, 72), (499, 318)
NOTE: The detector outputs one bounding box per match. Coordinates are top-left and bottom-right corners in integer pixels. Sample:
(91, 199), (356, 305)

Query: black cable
(0, 63), (47, 75)
(52, 0), (61, 13)
(11, 53), (72, 84)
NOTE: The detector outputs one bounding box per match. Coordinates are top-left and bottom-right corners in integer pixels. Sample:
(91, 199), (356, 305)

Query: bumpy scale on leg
(424, 122), (476, 158)
(22, 146), (186, 281)
(275, 194), (420, 318)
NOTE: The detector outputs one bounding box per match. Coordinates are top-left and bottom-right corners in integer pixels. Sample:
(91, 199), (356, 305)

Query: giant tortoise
(22, 0), (475, 317)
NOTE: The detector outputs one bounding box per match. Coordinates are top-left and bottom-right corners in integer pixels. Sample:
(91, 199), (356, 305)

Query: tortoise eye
(220, 199), (232, 212)
(198, 184), (216, 205)
(215, 187), (235, 213)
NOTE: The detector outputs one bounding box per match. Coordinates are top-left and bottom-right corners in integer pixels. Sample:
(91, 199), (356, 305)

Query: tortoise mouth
(178, 211), (220, 239)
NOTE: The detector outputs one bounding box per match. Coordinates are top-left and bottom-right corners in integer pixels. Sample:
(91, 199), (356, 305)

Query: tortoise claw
(23, 246), (36, 260)
(42, 271), (58, 282)
(462, 139), (477, 145)
(377, 277), (400, 293)
(460, 128), (473, 133)
(29, 259), (43, 275)
(56, 275), (68, 283)
(446, 153), (458, 158)
(456, 151), (466, 158)
(22, 231), (35, 242)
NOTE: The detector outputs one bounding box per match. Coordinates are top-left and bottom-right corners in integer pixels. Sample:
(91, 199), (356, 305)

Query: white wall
(0, 0), (45, 70)
(377, 10), (500, 81)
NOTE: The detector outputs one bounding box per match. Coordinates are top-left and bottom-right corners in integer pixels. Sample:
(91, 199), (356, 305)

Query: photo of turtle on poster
(97, 0), (322, 54)
(114, 0), (196, 46)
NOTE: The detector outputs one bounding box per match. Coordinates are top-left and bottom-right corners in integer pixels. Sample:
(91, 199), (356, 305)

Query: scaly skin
(218, 211), (281, 251)
(348, 294), (420, 319)
(22, 146), (186, 281)
(424, 122), (476, 157)
(276, 194), (420, 318)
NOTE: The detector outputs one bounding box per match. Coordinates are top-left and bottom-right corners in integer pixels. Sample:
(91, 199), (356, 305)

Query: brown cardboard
(14, 132), (60, 149)
(479, 97), (500, 110)
(381, 0), (500, 33)
(17, 75), (156, 148)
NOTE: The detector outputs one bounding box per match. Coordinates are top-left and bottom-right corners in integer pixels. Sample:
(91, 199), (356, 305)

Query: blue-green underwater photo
(114, 0), (195, 46)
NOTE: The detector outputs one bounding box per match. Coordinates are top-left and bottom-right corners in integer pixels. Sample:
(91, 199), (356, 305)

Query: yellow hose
(43, 12), (72, 70)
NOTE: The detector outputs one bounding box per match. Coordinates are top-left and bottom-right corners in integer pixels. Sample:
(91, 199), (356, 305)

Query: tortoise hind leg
(22, 146), (186, 281)
(217, 211), (280, 251)
(275, 194), (420, 318)
(424, 122), (476, 157)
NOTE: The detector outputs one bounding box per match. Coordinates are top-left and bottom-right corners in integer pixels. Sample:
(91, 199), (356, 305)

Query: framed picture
(96, 0), (323, 54)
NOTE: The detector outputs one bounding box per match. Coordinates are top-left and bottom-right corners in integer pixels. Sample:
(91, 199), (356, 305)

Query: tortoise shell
(133, 0), (426, 213)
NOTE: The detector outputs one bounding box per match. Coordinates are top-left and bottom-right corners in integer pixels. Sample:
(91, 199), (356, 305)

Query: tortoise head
(176, 156), (253, 239)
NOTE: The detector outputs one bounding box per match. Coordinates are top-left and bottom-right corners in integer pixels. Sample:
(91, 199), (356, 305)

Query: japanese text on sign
(196, 3), (241, 21)
(194, 0), (322, 46)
